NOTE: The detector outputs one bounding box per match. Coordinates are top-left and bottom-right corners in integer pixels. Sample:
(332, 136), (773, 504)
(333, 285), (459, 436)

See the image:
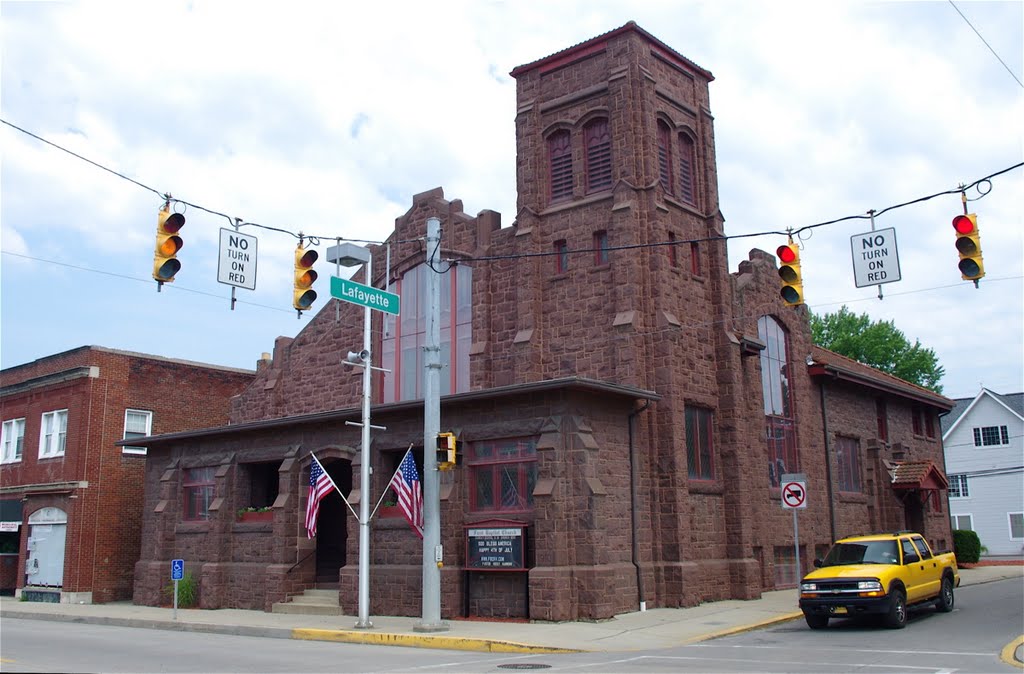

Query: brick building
(0, 346), (254, 602)
(130, 22), (954, 620)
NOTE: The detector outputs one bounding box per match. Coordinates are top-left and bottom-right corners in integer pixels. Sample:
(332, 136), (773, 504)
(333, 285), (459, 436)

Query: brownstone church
(132, 22), (953, 620)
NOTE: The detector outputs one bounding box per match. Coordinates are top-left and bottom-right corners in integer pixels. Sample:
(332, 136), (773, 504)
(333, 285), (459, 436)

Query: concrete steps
(272, 588), (343, 615)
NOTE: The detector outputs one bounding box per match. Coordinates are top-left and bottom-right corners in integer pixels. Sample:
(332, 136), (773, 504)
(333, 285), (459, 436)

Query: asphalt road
(1, 577), (1020, 673)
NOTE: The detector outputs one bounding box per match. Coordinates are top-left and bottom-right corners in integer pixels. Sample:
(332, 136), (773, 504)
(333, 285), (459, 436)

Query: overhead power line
(1, 117), (1022, 261)
(948, 0), (1024, 89)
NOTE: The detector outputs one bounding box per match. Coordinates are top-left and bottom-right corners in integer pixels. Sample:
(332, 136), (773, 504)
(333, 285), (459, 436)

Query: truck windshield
(821, 540), (899, 566)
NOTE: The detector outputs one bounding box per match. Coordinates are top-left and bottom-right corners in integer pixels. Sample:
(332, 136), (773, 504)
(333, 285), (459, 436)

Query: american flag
(305, 455), (335, 538)
(390, 449), (423, 538)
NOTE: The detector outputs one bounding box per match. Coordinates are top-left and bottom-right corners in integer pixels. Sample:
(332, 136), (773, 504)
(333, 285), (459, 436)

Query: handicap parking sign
(171, 559), (184, 581)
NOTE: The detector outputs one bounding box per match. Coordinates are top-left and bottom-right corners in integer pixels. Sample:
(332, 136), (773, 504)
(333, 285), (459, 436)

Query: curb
(1000, 635), (1024, 669)
(682, 611), (804, 644)
(0, 609), (295, 641)
(292, 628), (580, 653)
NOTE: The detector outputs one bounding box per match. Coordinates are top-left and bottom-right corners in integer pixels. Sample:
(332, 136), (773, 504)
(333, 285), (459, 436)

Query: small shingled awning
(889, 460), (949, 491)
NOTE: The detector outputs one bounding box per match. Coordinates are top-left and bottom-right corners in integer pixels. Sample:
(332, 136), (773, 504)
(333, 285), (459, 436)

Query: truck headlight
(801, 582), (818, 592)
(857, 580), (882, 591)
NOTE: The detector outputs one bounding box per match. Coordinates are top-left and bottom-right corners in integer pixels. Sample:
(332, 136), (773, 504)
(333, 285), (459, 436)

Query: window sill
(688, 480), (723, 495)
(837, 491), (867, 504)
(176, 521), (211, 534)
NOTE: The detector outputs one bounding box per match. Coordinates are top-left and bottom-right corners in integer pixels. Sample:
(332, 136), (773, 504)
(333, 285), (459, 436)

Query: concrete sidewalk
(2, 565), (1020, 654)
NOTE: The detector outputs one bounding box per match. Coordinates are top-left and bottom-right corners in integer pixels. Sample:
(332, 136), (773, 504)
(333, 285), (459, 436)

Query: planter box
(237, 511), (273, 523)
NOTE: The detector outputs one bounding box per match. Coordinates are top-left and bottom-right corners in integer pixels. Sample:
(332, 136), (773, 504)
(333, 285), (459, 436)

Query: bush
(165, 571), (199, 608)
(953, 529), (982, 564)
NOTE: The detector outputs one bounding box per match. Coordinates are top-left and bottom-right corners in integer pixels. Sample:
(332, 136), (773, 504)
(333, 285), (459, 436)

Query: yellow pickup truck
(799, 531), (959, 629)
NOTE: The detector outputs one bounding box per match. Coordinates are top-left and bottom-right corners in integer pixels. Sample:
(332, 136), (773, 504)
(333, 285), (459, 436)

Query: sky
(1, 0), (1021, 400)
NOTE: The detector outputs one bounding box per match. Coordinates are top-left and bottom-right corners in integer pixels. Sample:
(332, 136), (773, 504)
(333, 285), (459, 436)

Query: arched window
(547, 130), (573, 202)
(584, 117), (612, 193)
(758, 316), (798, 487)
(381, 263), (472, 402)
(657, 120), (673, 194)
(678, 133), (696, 205)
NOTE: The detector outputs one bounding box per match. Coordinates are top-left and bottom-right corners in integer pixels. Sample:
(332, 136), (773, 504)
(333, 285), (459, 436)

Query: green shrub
(953, 529), (982, 564)
(165, 571), (199, 608)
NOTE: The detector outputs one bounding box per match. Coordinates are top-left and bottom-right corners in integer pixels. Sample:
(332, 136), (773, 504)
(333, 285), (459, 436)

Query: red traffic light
(952, 215), (976, 235)
(777, 244), (798, 264)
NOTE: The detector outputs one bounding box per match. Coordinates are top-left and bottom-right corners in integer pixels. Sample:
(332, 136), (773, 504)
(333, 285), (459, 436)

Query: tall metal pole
(417, 216), (447, 631)
(356, 253), (373, 628)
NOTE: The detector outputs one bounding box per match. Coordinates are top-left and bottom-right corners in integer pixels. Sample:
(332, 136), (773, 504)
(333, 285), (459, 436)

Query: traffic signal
(436, 432), (458, 470)
(776, 241), (804, 306)
(152, 205), (185, 283)
(293, 243), (318, 311)
(952, 214), (985, 281)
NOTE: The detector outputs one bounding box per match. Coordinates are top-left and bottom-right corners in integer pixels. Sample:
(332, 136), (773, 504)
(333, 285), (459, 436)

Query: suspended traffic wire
(1, 117), (1021, 259)
(947, 0), (1024, 89)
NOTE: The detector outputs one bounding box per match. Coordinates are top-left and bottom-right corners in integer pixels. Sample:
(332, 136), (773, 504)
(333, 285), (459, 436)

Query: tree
(809, 306), (945, 394)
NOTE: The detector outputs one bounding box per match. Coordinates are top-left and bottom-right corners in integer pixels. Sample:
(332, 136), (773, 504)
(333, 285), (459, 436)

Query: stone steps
(271, 588), (343, 615)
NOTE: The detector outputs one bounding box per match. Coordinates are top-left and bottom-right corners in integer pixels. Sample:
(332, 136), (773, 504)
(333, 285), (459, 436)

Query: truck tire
(885, 589), (907, 629)
(804, 612), (829, 630)
(935, 576), (954, 612)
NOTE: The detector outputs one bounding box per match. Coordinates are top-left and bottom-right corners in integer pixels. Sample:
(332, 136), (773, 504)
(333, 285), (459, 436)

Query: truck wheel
(935, 576), (954, 613)
(804, 612), (829, 630)
(885, 589), (907, 629)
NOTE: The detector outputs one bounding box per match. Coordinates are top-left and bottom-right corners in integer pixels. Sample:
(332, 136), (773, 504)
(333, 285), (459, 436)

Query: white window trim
(38, 409), (68, 459)
(122, 409), (153, 456)
(2, 418), (26, 464)
(951, 513), (973, 531)
(1009, 512), (1024, 540)
(948, 474), (969, 499)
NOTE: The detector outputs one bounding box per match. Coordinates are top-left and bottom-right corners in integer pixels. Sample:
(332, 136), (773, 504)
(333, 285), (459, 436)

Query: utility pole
(416, 216), (448, 632)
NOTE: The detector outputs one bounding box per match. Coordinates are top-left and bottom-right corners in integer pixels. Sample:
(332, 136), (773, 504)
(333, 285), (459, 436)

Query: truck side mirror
(904, 552), (920, 564)
(813, 558), (823, 568)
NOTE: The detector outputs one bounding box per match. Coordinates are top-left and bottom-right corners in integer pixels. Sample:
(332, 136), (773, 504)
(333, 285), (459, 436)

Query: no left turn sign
(782, 480), (807, 509)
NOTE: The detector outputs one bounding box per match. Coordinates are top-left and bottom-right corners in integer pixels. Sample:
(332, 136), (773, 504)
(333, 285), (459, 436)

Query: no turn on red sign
(781, 477), (807, 510)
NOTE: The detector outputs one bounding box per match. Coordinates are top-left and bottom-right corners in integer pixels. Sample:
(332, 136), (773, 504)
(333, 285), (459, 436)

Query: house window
(1, 418), (25, 464)
(948, 474), (969, 498)
(468, 437), (538, 514)
(657, 120), (673, 194)
(38, 409), (68, 459)
(758, 316), (797, 487)
(835, 436), (861, 492)
(183, 467), (216, 521)
(876, 398), (888, 442)
(584, 117), (612, 193)
(554, 239), (569, 274)
(912, 407), (923, 436)
(1010, 513), (1024, 539)
(667, 233), (678, 268)
(951, 514), (973, 530)
(690, 241), (701, 275)
(381, 263), (472, 403)
(593, 230), (609, 265)
(677, 133), (696, 205)
(924, 412), (935, 438)
(973, 425), (1010, 446)
(240, 461), (281, 510)
(122, 409), (152, 455)
(685, 406), (714, 480)
(548, 130), (573, 202)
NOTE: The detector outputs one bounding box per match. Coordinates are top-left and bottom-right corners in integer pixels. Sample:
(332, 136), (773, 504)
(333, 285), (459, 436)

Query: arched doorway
(26, 507), (67, 588)
(315, 458), (352, 585)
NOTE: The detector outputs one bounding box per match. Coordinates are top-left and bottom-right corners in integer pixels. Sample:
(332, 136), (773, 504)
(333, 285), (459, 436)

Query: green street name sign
(330, 276), (400, 315)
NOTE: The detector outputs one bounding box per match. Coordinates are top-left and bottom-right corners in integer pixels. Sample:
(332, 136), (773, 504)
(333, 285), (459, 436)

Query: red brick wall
(1, 347), (253, 602)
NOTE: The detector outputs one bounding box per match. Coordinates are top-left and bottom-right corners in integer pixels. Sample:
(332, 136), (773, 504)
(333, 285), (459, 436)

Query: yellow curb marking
(1000, 634), (1024, 669)
(291, 628), (580, 653)
(682, 611), (804, 644)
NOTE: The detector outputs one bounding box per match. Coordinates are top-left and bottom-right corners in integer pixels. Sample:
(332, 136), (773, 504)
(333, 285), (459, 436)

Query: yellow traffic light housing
(293, 242), (318, 312)
(952, 214), (985, 282)
(436, 432), (458, 470)
(153, 205), (185, 284)
(776, 241), (804, 306)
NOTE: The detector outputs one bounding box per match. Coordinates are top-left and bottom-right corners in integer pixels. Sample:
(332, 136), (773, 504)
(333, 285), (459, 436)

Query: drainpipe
(818, 381), (837, 542)
(628, 399), (652, 611)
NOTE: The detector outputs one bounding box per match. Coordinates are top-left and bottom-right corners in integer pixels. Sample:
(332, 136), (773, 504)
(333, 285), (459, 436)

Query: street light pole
(356, 251), (373, 628)
(326, 242), (375, 630)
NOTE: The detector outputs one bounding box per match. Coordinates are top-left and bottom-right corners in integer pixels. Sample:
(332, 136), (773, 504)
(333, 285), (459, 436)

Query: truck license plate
(832, 606), (848, 615)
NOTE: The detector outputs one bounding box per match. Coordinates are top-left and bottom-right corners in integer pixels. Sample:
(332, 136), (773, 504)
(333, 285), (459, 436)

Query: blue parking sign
(171, 559), (184, 581)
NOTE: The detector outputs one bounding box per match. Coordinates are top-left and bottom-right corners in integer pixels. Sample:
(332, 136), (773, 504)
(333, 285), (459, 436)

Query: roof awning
(888, 460), (949, 491)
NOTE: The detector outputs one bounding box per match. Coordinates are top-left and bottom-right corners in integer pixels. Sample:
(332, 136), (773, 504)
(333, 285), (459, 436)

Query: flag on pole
(390, 449), (424, 538)
(305, 454), (335, 538)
